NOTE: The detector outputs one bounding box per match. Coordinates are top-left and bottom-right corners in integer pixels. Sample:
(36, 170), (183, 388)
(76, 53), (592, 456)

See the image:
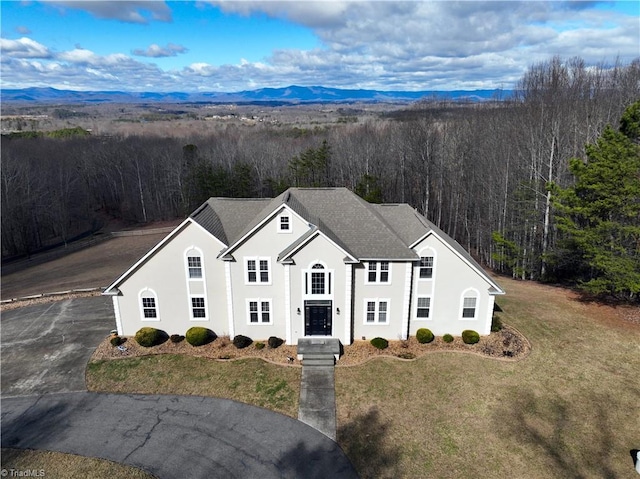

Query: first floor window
(191, 297), (206, 318)
(248, 300), (272, 323)
(417, 297), (431, 318)
(365, 300), (389, 323)
(141, 297), (157, 318)
(462, 297), (477, 318)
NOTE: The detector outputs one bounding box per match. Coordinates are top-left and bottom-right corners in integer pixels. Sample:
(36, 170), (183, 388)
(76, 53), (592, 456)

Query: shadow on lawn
(496, 389), (621, 478)
(337, 406), (403, 479)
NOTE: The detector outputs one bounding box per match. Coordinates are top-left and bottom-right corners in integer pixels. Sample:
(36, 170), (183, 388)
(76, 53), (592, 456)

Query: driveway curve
(2, 392), (357, 478)
(1, 298), (359, 478)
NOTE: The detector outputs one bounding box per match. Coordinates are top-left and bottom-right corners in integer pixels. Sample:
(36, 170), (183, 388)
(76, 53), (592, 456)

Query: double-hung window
(248, 299), (272, 324)
(367, 261), (390, 283)
(142, 297), (157, 318)
(278, 214), (291, 233)
(246, 257), (270, 284)
(191, 296), (206, 319)
(462, 297), (477, 318)
(419, 256), (433, 279)
(187, 256), (202, 279)
(416, 297), (431, 319)
(365, 299), (389, 324)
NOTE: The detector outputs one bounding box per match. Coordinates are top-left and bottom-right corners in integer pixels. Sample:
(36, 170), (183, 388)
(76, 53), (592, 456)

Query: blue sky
(1, 1), (638, 92)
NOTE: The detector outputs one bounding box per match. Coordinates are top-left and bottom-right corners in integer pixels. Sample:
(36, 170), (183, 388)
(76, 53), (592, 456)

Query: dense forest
(2, 56), (639, 300)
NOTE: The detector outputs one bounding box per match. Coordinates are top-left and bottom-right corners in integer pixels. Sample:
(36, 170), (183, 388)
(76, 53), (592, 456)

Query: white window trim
(363, 298), (391, 325)
(138, 288), (160, 322)
(415, 295), (432, 320)
(184, 246), (205, 282)
(189, 294), (208, 321)
(417, 247), (436, 282)
(364, 261), (392, 284)
(277, 212), (292, 234)
(244, 256), (272, 285)
(459, 288), (480, 320)
(246, 298), (273, 325)
(302, 260), (334, 300)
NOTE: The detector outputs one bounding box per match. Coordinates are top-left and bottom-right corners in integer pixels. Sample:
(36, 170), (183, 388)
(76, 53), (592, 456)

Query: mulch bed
(90, 324), (531, 367)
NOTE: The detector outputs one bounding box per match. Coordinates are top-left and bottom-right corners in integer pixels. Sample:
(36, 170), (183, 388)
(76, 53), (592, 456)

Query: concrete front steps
(297, 338), (341, 440)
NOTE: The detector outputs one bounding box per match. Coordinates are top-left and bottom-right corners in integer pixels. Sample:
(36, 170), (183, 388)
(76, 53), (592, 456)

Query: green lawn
(86, 277), (640, 478)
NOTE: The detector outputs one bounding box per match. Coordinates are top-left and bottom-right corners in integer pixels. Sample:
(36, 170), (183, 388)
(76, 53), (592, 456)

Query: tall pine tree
(551, 101), (640, 301)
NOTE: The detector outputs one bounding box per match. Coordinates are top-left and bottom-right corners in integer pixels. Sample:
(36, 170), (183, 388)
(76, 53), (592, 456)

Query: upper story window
(304, 262), (332, 296)
(187, 256), (202, 279)
(246, 257), (271, 284)
(366, 261), (390, 283)
(278, 213), (291, 233)
(185, 247), (204, 280)
(419, 256), (434, 279)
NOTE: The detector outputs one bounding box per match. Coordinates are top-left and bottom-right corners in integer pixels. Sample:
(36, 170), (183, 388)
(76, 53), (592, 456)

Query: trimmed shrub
(443, 333), (454, 343)
(491, 315), (503, 332)
(255, 342), (265, 350)
(416, 328), (434, 344)
(462, 330), (480, 345)
(110, 336), (124, 347)
(268, 336), (284, 349)
(185, 327), (216, 347)
(134, 327), (166, 347)
(233, 335), (253, 349)
(370, 337), (389, 350)
(170, 334), (184, 343)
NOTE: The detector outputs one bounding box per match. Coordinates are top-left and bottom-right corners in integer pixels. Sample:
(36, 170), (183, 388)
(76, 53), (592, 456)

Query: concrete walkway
(297, 338), (341, 440)
(2, 392), (359, 479)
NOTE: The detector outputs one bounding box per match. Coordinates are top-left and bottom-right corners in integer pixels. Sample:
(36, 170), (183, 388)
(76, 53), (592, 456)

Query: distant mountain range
(0, 85), (510, 104)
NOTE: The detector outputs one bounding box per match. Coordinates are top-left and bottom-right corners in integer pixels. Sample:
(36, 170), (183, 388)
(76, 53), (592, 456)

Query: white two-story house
(104, 187), (504, 344)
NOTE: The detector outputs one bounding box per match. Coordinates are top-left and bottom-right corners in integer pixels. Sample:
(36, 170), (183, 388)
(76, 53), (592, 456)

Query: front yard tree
(552, 101), (640, 301)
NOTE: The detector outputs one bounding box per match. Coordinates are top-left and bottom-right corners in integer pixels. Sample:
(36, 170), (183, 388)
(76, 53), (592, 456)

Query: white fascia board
(222, 203), (304, 257)
(103, 218), (226, 294)
(279, 229), (358, 264)
(412, 230), (505, 295)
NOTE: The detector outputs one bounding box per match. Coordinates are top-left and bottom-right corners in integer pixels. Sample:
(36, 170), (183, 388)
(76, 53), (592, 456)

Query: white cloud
(132, 43), (188, 58)
(0, 37), (52, 59)
(2, 1), (638, 92)
(16, 26), (32, 35)
(50, 1), (172, 24)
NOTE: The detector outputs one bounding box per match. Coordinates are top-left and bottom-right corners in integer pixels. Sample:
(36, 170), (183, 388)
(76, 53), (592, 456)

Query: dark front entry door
(305, 301), (332, 336)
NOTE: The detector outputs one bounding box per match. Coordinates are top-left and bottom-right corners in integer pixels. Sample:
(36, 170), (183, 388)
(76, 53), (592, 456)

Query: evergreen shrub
(443, 334), (454, 343)
(268, 336), (284, 349)
(186, 327), (215, 346)
(370, 337), (389, 350)
(416, 328), (434, 344)
(233, 335), (253, 349)
(134, 327), (166, 347)
(462, 330), (480, 344)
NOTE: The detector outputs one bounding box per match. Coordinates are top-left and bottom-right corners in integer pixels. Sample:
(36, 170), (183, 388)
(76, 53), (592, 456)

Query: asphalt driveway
(2, 392), (357, 479)
(1, 296), (115, 397)
(0, 297), (359, 478)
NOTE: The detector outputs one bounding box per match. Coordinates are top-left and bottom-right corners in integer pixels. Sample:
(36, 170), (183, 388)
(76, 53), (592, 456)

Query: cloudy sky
(1, 1), (638, 92)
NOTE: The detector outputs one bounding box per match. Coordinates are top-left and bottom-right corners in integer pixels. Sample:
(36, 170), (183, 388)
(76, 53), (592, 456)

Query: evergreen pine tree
(552, 101), (640, 301)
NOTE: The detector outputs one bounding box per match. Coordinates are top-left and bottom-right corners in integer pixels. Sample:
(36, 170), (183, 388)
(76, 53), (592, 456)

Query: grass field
(85, 276), (640, 478)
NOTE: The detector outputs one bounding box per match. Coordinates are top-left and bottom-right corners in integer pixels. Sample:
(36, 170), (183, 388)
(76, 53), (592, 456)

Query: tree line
(2, 56), (639, 300)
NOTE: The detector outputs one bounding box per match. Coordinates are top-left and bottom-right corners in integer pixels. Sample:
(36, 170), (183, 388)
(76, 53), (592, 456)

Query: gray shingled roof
(190, 187), (467, 262)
